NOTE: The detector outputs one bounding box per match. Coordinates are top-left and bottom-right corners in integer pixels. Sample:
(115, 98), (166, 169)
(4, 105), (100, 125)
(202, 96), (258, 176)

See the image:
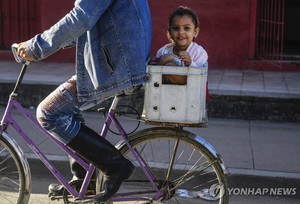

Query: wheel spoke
(0, 135), (27, 204)
(172, 160), (218, 191)
(100, 127), (228, 203)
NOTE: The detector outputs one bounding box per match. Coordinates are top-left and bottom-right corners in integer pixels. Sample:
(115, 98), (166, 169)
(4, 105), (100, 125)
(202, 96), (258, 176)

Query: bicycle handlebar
(11, 43), (30, 65)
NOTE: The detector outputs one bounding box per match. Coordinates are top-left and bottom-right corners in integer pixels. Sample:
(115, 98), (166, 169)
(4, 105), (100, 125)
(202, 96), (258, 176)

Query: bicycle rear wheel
(0, 132), (30, 204)
(114, 127), (228, 204)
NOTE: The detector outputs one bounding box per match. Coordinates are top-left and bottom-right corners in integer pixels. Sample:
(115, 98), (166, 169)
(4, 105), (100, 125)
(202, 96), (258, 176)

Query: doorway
(283, 0), (300, 61)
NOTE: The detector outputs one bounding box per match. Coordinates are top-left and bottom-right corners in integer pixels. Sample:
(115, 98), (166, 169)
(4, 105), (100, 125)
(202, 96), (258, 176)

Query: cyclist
(17, 0), (152, 202)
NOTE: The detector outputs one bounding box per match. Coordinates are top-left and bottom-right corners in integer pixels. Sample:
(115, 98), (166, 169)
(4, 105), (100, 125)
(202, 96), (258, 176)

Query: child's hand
(157, 54), (177, 66)
(148, 57), (158, 65)
(178, 51), (191, 67)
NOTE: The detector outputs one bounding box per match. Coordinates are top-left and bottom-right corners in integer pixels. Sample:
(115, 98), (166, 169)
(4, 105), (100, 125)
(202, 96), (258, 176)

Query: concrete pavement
(0, 60), (300, 200)
(0, 60), (300, 121)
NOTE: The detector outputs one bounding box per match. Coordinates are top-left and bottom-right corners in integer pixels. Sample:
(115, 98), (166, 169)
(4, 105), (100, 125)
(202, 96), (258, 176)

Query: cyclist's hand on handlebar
(17, 42), (34, 61)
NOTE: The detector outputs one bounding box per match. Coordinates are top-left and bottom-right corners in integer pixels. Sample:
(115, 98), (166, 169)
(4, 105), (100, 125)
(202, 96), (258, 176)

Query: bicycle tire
(0, 132), (30, 204)
(112, 127), (229, 204)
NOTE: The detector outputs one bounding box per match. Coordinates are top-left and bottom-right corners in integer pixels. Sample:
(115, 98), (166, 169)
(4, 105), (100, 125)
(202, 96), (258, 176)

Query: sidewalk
(0, 60), (299, 121)
(0, 60), (300, 194)
(1, 60), (300, 97)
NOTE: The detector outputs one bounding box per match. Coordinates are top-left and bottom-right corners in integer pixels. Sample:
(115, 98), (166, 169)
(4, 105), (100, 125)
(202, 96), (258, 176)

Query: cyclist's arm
(23, 0), (113, 61)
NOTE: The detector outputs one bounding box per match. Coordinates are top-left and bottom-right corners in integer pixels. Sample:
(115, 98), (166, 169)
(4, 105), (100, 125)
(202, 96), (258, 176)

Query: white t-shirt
(156, 42), (208, 68)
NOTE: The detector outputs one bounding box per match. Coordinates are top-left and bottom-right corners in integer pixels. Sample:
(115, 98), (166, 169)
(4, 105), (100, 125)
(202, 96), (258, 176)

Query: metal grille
(256, 0), (285, 62)
(0, 0), (37, 49)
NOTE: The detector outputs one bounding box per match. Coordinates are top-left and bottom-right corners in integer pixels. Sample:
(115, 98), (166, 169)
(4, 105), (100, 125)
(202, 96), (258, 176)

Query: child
(153, 6), (210, 100)
(156, 6), (208, 68)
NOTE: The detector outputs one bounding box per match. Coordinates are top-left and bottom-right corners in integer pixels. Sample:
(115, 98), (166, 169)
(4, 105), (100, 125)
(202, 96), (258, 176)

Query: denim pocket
(101, 46), (114, 75)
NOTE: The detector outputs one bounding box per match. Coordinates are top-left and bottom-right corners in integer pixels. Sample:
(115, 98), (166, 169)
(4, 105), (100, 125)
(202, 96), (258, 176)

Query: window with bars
(255, 0), (285, 62)
(0, 0), (38, 49)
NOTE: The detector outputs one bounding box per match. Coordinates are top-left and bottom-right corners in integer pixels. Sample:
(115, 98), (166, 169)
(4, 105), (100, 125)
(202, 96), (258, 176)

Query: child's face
(169, 15), (199, 52)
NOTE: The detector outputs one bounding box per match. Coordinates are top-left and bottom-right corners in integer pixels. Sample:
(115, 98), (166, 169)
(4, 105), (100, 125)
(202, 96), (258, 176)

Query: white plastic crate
(142, 65), (208, 125)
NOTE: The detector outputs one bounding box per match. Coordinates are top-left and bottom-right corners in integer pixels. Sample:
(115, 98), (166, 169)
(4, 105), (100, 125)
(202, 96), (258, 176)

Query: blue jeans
(36, 77), (94, 144)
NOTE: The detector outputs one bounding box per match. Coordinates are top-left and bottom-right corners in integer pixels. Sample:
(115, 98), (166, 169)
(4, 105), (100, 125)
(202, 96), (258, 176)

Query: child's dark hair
(168, 6), (199, 29)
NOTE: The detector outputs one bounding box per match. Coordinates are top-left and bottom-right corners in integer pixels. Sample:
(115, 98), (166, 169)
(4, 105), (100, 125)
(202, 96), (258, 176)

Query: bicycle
(0, 44), (229, 204)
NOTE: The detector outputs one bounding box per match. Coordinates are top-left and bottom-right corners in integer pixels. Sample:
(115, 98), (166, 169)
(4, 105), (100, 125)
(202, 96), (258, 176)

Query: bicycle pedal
(48, 194), (63, 201)
(75, 198), (95, 203)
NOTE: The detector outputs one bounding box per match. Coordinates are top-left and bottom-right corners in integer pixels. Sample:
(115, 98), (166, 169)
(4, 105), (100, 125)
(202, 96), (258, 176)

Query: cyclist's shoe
(48, 175), (79, 197)
(95, 159), (135, 202)
(48, 183), (64, 196)
(48, 178), (96, 198)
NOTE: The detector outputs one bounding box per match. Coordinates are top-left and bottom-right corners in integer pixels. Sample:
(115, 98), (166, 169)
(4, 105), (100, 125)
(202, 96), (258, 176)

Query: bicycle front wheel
(116, 127), (228, 204)
(0, 132), (30, 204)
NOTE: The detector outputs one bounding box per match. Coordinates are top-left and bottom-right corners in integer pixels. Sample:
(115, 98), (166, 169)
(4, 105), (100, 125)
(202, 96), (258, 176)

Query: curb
(228, 168), (300, 198)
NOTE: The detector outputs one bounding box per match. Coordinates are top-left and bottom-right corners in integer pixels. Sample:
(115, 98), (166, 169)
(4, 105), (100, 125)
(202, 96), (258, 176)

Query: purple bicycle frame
(1, 97), (95, 200)
(1, 95), (164, 202)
